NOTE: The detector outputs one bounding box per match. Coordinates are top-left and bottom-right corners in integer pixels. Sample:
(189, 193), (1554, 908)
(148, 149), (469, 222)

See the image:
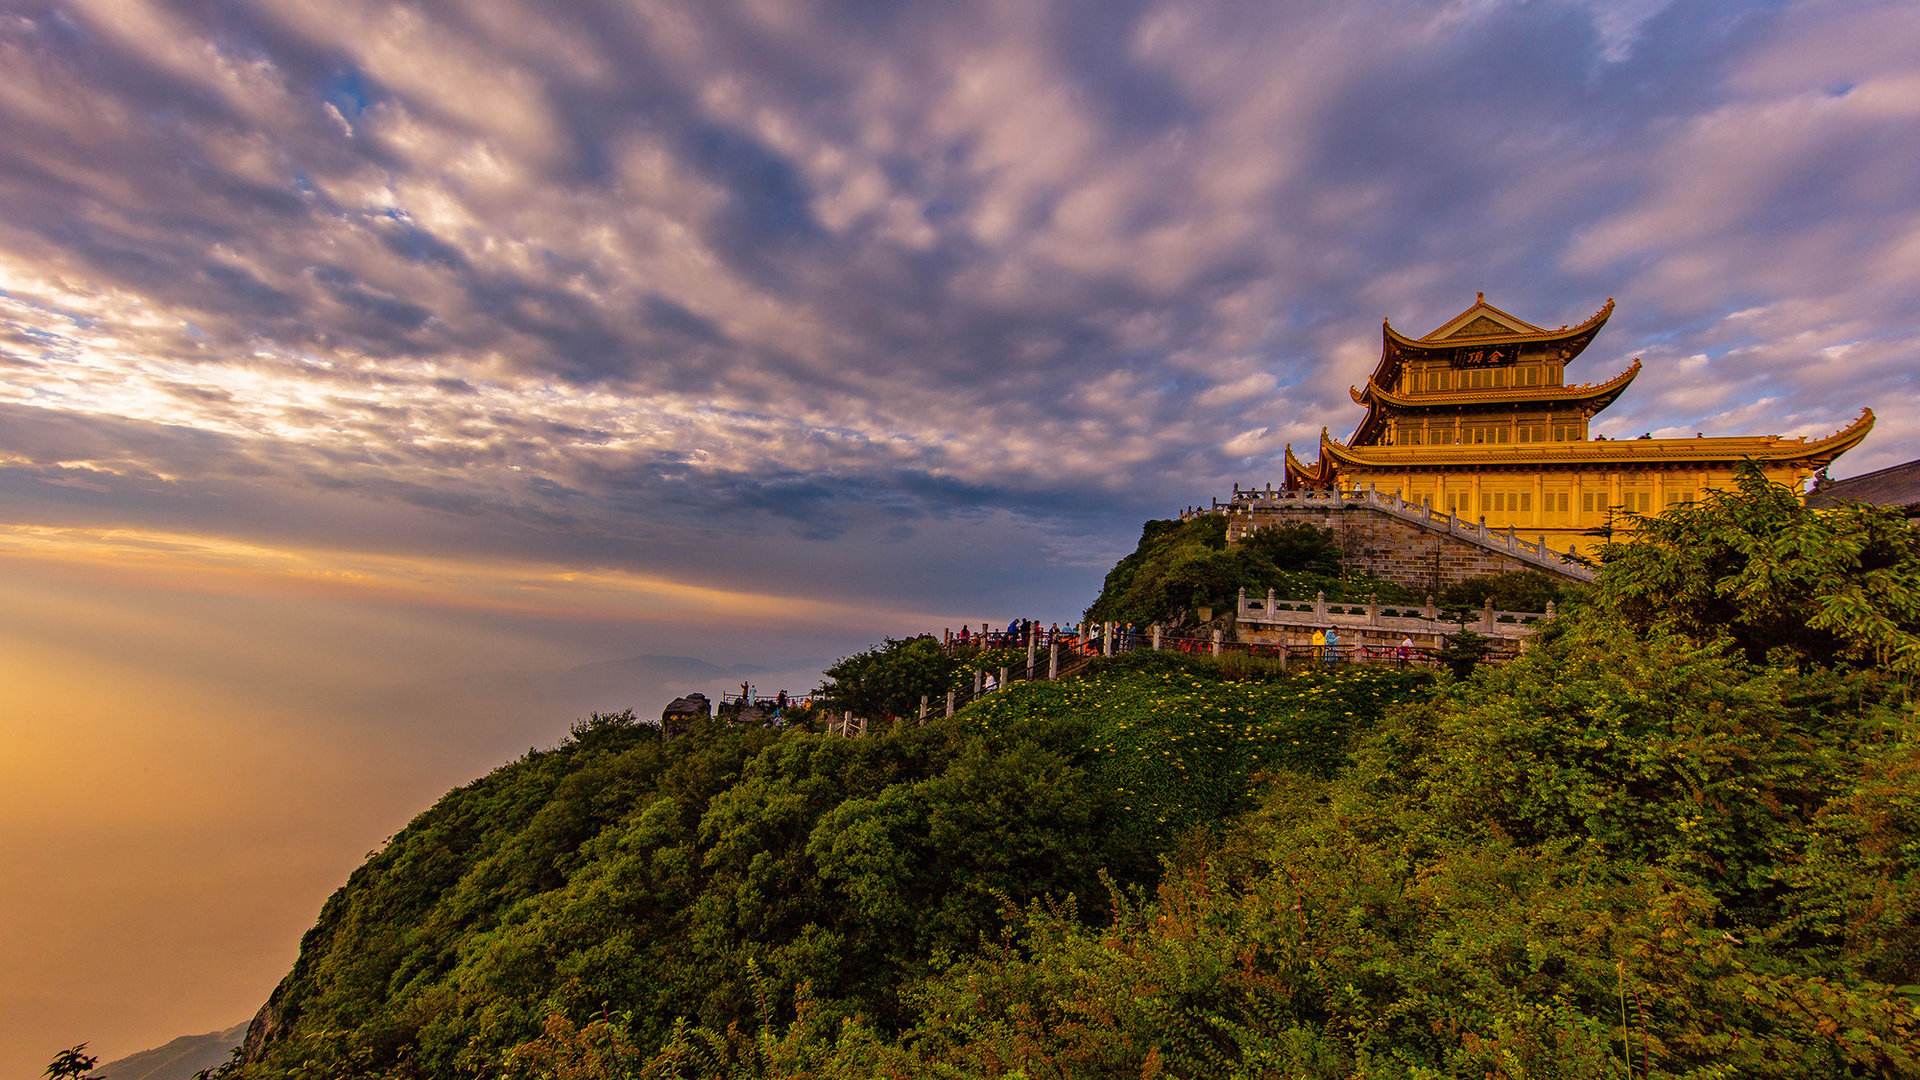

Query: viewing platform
(1235, 587), (1553, 654)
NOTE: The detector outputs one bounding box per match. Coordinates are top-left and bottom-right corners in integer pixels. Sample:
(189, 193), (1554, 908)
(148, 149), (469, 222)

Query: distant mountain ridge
(100, 1023), (246, 1080)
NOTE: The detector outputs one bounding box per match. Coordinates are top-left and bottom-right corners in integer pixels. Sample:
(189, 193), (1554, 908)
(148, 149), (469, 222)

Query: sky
(1, 0), (1917, 1070)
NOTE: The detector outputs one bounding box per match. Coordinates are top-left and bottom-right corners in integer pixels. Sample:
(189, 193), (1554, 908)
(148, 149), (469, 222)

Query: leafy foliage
(232, 659), (1423, 1078)
(1438, 569), (1572, 612)
(1237, 521), (1341, 576)
(814, 636), (956, 719)
(43, 1045), (100, 1080)
(1601, 463), (1920, 674)
(1434, 626), (1492, 677)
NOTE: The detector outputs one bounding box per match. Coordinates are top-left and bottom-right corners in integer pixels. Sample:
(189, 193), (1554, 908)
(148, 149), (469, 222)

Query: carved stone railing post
(999, 665), (1008, 690)
(1314, 590), (1327, 619)
(1424, 593), (1437, 620)
(1237, 586), (1247, 618)
(1151, 623), (1163, 650)
(1049, 642), (1059, 678)
(945, 690), (955, 717)
(973, 669), (983, 696)
(1211, 629), (1222, 657)
(919, 695), (928, 722)
(1102, 622), (1114, 657)
(1266, 587), (1276, 614)
(1481, 598), (1495, 632)
(1367, 600), (1379, 626)
(1545, 600), (1557, 620)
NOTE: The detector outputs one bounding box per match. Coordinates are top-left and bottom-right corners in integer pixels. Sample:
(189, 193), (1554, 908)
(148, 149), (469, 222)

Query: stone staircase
(1186, 485), (1595, 583)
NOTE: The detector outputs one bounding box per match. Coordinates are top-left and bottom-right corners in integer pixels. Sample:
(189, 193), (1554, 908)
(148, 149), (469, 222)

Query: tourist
(983, 670), (998, 693)
(775, 689), (787, 719)
(1310, 627), (1326, 662)
(1396, 635), (1414, 666)
(1324, 627), (1341, 666)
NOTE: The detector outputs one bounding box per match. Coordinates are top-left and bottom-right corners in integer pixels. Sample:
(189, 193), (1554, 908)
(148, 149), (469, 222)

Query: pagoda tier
(1347, 359), (1642, 445)
(1351, 358), (1641, 412)
(1318, 407), (1876, 473)
(1351, 295), (1618, 447)
(1367, 295), (1614, 391)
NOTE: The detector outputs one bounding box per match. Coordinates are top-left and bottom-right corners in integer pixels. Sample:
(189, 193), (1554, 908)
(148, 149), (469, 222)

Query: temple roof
(1320, 403), (1873, 470)
(1417, 293), (1546, 339)
(1350, 358), (1642, 413)
(1805, 456), (1920, 515)
(1367, 295), (1615, 391)
(1283, 442), (1332, 488)
(1316, 408), (1875, 472)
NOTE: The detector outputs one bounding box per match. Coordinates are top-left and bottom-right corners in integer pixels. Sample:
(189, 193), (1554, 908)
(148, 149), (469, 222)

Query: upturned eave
(1319, 407), (1875, 470)
(1367, 297), (1615, 390)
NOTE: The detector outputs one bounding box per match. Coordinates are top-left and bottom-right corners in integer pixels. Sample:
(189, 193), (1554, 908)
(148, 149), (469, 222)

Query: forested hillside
(231, 656), (1419, 1078)
(222, 471), (1917, 1078)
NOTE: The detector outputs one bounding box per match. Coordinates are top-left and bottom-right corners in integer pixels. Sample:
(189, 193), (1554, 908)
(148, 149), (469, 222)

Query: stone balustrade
(1236, 586), (1555, 642)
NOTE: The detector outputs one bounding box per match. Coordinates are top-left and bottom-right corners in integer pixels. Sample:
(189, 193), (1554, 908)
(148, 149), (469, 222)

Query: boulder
(660, 692), (710, 736)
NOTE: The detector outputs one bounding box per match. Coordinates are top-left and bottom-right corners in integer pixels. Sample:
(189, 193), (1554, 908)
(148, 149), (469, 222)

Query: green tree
(1601, 462), (1920, 673)
(1438, 569), (1569, 612)
(1238, 521), (1342, 575)
(815, 636), (956, 720)
(1434, 627), (1491, 677)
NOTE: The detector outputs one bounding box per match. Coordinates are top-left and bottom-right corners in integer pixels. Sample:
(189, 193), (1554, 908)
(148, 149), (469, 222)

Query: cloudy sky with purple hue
(2, 0), (1916, 1069)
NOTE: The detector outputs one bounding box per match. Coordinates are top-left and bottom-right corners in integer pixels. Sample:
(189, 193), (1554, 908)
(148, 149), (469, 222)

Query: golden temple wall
(1334, 462), (1814, 556)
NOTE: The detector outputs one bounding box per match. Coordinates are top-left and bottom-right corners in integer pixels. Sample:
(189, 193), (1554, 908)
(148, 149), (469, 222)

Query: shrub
(815, 636), (956, 719)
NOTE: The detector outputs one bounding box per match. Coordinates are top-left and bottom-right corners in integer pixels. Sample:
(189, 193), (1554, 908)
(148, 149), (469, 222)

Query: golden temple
(1283, 294), (1875, 555)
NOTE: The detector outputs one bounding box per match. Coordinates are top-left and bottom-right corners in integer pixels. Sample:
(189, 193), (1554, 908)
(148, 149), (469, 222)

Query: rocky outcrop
(660, 692), (710, 735)
(239, 990), (286, 1065)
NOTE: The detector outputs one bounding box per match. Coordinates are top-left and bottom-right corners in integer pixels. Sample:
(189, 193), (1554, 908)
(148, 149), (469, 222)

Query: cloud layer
(2, 0), (1917, 613)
